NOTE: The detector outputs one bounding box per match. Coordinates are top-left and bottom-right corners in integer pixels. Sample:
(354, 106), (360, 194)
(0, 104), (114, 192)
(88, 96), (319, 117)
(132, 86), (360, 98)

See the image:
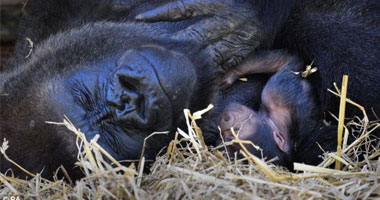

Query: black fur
(183, 0), (380, 166)
(275, 0), (380, 119)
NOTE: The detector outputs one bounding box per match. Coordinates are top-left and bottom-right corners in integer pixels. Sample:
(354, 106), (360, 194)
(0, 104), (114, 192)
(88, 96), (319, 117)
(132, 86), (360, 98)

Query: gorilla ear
(272, 130), (290, 153)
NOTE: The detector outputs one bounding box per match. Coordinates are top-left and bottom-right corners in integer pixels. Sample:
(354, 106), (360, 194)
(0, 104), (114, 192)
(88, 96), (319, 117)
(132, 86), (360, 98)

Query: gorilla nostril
(120, 95), (131, 104)
(223, 114), (230, 122)
(222, 112), (234, 123)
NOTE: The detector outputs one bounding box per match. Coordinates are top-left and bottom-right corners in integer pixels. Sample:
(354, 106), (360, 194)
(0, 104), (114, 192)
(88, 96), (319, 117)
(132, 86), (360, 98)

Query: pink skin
(261, 88), (291, 152)
(218, 104), (259, 141)
(218, 99), (291, 153)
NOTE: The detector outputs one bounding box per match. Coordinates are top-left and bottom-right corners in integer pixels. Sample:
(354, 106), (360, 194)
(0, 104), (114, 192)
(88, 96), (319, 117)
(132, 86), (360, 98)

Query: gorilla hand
(136, 0), (263, 71)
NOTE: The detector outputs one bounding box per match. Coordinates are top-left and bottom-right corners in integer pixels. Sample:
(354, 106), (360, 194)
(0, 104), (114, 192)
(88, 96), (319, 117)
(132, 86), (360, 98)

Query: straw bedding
(1, 90), (379, 200)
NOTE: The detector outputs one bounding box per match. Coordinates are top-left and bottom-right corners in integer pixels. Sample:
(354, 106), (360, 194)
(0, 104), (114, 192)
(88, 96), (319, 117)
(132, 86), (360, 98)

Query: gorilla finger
(221, 52), (250, 71)
(204, 35), (254, 70)
(172, 16), (235, 44)
(135, 0), (224, 22)
(220, 35), (258, 70)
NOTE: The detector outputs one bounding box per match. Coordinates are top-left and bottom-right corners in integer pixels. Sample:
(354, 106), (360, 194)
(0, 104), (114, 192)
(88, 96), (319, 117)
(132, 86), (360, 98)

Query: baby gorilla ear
(272, 129), (290, 153)
(220, 50), (295, 89)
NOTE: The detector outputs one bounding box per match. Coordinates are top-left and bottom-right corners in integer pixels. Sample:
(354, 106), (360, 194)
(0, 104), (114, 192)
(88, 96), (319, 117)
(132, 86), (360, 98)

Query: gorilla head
(0, 22), (214, 179)
(59, 45), (197, 160)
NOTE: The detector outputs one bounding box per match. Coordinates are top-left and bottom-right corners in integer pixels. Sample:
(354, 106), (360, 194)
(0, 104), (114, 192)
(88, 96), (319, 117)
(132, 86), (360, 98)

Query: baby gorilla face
(217, 103), (291, 166)
(217, 104), (278, 158)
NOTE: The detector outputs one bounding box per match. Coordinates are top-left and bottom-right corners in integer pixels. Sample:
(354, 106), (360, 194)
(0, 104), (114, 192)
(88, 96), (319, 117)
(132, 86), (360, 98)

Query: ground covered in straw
(1, 104), (379, 199)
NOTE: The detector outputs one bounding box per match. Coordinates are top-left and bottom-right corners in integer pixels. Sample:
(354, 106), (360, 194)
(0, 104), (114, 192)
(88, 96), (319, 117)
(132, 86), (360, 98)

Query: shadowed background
(0, 0), (23, 69)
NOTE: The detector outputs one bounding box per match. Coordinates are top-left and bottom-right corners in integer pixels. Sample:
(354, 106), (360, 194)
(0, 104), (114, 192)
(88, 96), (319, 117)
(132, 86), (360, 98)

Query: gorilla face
(0, 22), (207, 178)
(53, 46), (197, 160)
(105, 48), (174, 130)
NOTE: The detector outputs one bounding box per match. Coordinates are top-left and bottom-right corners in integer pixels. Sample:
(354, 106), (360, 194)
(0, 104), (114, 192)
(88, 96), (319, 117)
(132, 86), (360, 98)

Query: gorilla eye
(118, 75), (138, 92)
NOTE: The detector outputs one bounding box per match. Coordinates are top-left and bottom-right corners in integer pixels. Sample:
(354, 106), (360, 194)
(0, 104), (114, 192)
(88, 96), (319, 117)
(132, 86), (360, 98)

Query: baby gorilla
(218, 50), (338, 169)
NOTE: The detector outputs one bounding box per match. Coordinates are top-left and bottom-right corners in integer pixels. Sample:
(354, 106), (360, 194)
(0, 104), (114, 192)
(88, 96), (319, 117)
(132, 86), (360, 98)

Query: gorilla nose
(106, 89), (126, 110)
(106, 88), (137, 116)
(106, 67), (146, 122)
(222, 112), (231, 122)
(220, 112), (235, 131)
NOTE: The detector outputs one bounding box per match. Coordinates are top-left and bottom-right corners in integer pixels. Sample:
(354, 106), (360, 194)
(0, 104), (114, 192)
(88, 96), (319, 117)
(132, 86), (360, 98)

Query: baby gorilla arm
(221, 50), (296, 89)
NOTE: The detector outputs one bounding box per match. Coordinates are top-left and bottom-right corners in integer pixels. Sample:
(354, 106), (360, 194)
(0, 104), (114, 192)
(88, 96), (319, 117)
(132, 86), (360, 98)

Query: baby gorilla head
(217, 51), (318, 169)
(218, 103), (291, 168)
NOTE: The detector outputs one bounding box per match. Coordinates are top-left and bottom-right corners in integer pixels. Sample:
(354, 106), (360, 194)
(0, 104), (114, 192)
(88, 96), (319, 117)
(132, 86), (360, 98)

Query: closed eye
(118, 74), (139, 92)
(70, 80), (113, 122)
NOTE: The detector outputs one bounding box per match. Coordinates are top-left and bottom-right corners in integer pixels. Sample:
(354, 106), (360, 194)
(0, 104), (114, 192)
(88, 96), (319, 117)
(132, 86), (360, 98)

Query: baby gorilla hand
(220, 69), (240, 90)
(136, 0), (261, 71)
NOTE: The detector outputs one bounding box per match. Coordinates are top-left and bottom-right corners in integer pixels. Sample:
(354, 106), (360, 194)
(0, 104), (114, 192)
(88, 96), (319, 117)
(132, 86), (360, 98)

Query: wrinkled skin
(0, 21), (217, 179)
(218, 52), (317, 167)
(1, 0), (266, 179)
(1, 0), (296, 180)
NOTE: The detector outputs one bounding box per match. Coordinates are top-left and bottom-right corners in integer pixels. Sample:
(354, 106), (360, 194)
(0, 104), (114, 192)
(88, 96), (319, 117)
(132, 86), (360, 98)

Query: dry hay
(1, 90), (380, 199)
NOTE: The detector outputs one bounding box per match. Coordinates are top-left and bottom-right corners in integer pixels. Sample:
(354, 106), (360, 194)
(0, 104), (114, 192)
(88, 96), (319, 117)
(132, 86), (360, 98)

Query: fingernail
(135, 14), (144, 21)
